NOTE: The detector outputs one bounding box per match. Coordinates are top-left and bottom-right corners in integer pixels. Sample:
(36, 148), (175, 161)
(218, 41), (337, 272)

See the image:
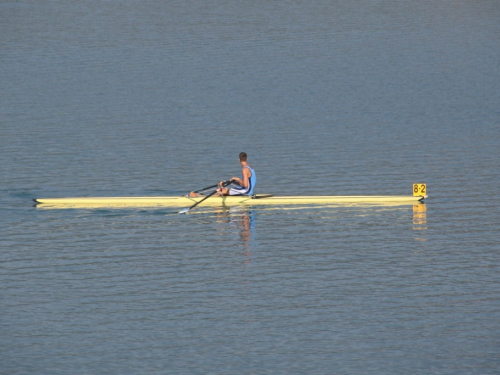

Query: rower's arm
(232, 167), (251, 188)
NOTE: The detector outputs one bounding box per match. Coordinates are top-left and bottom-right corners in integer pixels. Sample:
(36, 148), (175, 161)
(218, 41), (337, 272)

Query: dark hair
(239, 152), (248, 161)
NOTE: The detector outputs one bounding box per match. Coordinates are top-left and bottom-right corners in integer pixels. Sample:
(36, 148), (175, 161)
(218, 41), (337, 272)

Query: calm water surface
(1, 1), (499, 374)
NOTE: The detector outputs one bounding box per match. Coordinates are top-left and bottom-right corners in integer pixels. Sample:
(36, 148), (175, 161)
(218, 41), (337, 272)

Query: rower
(218, 152), (256, 196)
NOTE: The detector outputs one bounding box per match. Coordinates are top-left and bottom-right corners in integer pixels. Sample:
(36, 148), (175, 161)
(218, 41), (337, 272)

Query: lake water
(1, 1), (499, 374)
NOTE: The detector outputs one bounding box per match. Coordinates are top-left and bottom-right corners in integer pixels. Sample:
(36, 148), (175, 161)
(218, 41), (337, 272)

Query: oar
(188, 183), (220, 196)
(179, 180), (232, 214)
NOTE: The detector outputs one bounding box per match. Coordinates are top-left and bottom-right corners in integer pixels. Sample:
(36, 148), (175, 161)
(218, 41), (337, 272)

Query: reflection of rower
(215, 207), (257, 263)
(232, 207), (256, 264)
(218, 152), (256, 196)
(237, 208), (252, 242)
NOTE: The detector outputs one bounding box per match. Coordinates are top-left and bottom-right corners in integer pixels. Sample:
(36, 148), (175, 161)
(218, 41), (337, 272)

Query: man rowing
(218, 152), (256, 196)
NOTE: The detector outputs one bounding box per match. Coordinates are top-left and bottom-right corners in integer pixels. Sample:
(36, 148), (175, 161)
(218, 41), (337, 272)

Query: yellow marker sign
(413, 183), (426, 196)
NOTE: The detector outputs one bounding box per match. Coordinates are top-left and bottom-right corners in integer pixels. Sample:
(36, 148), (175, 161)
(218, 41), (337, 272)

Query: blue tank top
(244, 166), (257, 195)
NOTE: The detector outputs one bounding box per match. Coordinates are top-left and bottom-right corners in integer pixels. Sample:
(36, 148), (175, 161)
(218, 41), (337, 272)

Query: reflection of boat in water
(34, 194), (426, 209)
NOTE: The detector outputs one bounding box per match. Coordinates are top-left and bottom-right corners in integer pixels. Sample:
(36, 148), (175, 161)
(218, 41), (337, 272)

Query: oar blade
(178, 207), (190, 214)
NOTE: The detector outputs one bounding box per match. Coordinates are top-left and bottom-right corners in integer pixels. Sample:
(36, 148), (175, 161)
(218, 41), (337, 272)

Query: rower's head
(239, 152), (248, 162)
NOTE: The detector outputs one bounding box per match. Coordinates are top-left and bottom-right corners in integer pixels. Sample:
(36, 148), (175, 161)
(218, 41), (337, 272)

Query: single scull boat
(34, 192), (427, 209)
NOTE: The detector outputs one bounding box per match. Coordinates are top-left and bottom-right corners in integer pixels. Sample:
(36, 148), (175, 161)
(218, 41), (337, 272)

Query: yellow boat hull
(34, 194), (426, 209)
